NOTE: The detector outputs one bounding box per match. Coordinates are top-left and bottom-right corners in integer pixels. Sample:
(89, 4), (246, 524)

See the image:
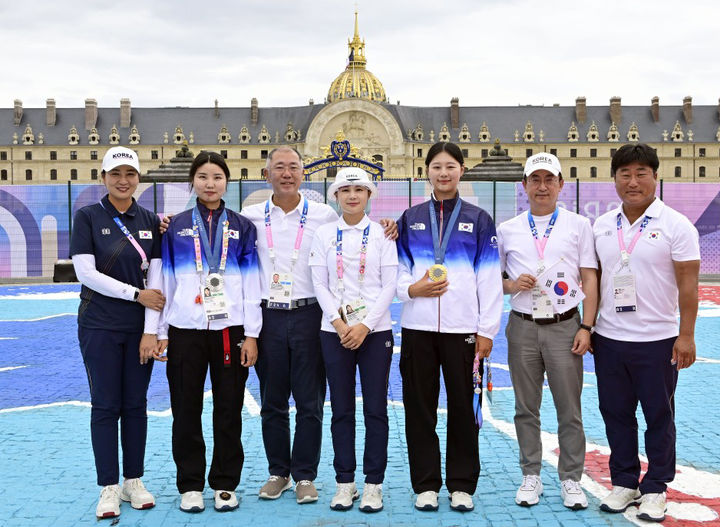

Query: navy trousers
(78, 327), (153, 486)
(255, 302), (325, 481)
(320, 329), (393, 484)
(593, 333), (678, 494)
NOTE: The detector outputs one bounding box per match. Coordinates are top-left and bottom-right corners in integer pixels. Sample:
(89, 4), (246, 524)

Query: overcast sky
(2, 0), (719, 109)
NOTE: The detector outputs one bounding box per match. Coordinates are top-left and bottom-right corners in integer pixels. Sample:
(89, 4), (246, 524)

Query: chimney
(13, 99), (23, 125)
(214, 99), (220, 118)
(46, 98), (56, 126)
(120, 98), (131, 128)
(609, 96), (622, 125)
(251, 98), (259, 125)
(575, 96), (587, 124)
(450, 97), (459, 129)
(683, 96), (693, 124)
(651, 96), (660, 122)
(85, 98), (98, 130)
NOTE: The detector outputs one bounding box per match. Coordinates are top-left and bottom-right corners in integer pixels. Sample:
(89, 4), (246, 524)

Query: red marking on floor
(699, 285), (720, 305)
(566, 447), (720, 525)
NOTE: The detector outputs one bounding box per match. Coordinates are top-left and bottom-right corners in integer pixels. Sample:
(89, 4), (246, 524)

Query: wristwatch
(579, 323), (593, 332)
(133, 288), (141, 302)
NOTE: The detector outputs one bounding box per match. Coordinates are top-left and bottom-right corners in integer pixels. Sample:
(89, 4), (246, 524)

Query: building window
(610, 148), (617, 157)
(674, 148), (682, 158)
(240, 168), (248, 180)
(550, 148), (557, 156)
(417, 167), (423, 177)
(70, 169), (78, 180)
(50, 169), (57, 181)
(417, 148), (423, 158)
(699, 166), (706, 178)
(590, 166), (597, 178)
(70, 151), (78, 160)
(481, 149), (488, 158)
(0, 151), (7, 160)
(525, 148), (533, 158)
(462, 149), (469, 158)
(25, 169), (32, 181)
(570, 148), (577, 158)
(590, 148), (597, 158)
(91, 169), (98, 180)
(0, 169), (7, 180)
(25, 151), (32, 160)
(260, 150), (268, 159)
(90, 150), (98, 160)
(699, 147), (706, 158)
(50, 151), (57, 160)
(570, 167), (577, 178)
(241, 150), (248, 160)
(151, 150), (159, 160)
(220, 150), (228, 159)
(674, 166), (681, 178)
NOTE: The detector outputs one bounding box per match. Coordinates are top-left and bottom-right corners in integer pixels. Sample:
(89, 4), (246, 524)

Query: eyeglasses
(270, 164), (303, 175)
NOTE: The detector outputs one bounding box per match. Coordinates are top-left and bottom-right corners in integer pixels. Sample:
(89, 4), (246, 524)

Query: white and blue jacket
(145, 200), (262, 340)
(396, 194), (503, 338)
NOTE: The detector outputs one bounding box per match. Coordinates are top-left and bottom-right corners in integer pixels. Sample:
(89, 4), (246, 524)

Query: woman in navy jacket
(70, 146), (165, 519)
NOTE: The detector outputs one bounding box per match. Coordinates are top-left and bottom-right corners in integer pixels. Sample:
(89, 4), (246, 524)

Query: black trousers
(400, 328), (480, 494)
(167, 325), (249, 493)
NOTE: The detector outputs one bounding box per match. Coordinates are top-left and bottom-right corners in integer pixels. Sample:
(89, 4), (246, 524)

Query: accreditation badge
(267, 272), (293, 310)
(428, 264), (448, 282)
(613, 272), (637, 312)
(531, 285), (554, 319)
(342, 297), (368, 326)
(201, 281), (228, 321)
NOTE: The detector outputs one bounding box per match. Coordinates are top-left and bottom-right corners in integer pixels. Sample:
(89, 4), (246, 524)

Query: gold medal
(428, 264), (448, 282)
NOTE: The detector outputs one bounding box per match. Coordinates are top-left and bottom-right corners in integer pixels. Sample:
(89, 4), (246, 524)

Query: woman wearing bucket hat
(144, 151), (262, 514)
(308, 167), (398, 513)
(395, 142), (503, 512)
(70, 146), (165, 519)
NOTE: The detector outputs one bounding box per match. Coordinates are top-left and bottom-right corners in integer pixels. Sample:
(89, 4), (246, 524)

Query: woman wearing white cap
(70, 146), (165, 519)
(309, 167), (398, 513)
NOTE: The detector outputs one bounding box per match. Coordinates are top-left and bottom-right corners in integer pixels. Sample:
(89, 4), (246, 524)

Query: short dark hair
(189, 151), (231, 183)
(425, 141), (464, 167)
(611, 143), (659, 176)
(266, 146), (303, 170)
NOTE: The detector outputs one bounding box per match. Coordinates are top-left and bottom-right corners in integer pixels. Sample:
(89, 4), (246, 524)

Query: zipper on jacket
(437, 200), (443, 332)
(206, 209), (212, 330)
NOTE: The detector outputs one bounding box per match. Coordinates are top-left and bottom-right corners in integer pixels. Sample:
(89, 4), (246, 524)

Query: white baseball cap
(102, 146), (141, 173)
(524, 153), (562, 178)
(327, 167), (377, 201)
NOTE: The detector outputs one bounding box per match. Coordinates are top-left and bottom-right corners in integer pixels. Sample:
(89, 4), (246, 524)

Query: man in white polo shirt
(593, 143), (700, 523)
(497, 152), (598, 511)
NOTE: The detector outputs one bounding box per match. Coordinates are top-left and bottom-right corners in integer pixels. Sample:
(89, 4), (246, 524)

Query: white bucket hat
(327, 167), (377, 201)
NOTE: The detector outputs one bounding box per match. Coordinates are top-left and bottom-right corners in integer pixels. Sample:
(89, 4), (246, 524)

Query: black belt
(512, 306), (578, 325)
(261, 297), (318, 310)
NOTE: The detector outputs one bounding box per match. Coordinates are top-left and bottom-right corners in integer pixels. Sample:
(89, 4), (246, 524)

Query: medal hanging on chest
(428, 200), (461, 282)
(192, 207), (230, 321)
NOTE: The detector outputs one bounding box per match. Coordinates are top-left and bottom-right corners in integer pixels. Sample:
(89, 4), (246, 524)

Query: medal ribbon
(99, 200), (149, 283)
(265, 197), (309, 272)
(336, 224), (370, 294)
(429, 198), (462, 265)
(527, 208), (559, 263)
(616, 213), (651, 267)
(192, 207), (229, 274)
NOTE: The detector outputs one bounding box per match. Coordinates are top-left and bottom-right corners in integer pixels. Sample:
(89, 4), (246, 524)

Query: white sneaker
(415, 490), (439, 511)
(214, 490), (238, 512)
(96, 484), (121, 519)
(637, 492), (667, 522)
(180, 490), (205, 513)
(120, 478), (155, 510)
(330, 482), (358, 510)
(359, 483), (383, 513)
(450, 491), (474, 512)
(515, 475), (543, 507)
(560, 479), (588, 510)
(599, 485), (641, 513)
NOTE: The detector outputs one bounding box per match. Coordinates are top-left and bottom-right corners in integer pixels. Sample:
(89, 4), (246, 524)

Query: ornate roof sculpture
(327, 11), (387, 103)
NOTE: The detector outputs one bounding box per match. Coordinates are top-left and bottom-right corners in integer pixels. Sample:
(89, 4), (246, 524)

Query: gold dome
(327, 12), (387, 103)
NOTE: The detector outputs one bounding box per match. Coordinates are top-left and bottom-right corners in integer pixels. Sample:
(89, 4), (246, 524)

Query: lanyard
(429, 199), (462, 265)
(99, 200), (149, 282)
(527, 208), (559, 262)
(336, 223), (370, 294)
(616, 213), (651, 267)
(192, 207), (229, 273)
(265, 197), (308, 272)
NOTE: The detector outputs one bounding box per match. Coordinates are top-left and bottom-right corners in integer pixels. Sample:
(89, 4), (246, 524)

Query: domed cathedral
(2, 11), (720, 184)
